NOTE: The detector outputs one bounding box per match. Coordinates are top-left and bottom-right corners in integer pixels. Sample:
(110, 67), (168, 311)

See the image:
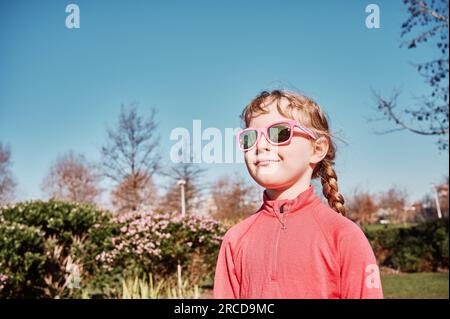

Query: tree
(110, 171), (158, 213)
(158, 162), (207, 215)
(101, 103), (161, 212)
(0, 142), (16, 205)
(347, 188), (379, 224)
(41, 150), (101, 204)
(210, 173), (260, 223)
(378, 186), (411, 224)
(372, 0), (449, 150)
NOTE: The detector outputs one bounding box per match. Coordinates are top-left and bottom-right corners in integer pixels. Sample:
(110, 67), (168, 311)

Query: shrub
(0, 222), (47, 298)
(364, 219), (449, 272)
(0, 200), (225, 298)
(0, 200), (113, 298)
(95, 211), (225, 285)
(0, 200), (111, 249)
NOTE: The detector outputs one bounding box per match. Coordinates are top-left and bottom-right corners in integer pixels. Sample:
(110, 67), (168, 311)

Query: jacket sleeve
(339, 223), (384, 299)
(213, 231), (240, 299)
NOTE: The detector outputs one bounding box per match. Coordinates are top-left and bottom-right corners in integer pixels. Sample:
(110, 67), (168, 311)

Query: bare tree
(101, 103), (161, 212)
(371, 0), (449, 150)
(42, 150), (101, 204)
(158, 162), (207, 215)
(110, 171), (158, 213)
(347, 188), (379, 225)
(0, 142), (16, 205)
(210, 173), (260, 223)
(378, 186), (411, 224)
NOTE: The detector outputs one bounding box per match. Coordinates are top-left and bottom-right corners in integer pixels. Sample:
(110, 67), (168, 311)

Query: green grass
(364, 223), (417, 232)
(382, 272), (449, 299)
(201, 272), (449, 299)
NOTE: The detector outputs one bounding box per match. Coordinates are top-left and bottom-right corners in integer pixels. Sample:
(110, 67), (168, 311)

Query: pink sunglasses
(236, 119), (317, 151)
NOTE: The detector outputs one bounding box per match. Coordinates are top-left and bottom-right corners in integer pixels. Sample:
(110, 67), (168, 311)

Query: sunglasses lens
(239, 130), (257, 150)
(268, 123), (291, 143)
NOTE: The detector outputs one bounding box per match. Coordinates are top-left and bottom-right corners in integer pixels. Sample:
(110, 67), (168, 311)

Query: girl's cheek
(244, 151), (255, 167)
(289, 139), (311, 157)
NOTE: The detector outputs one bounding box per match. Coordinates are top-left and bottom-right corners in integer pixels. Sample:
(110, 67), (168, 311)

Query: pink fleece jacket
(213, 185), (383, 299)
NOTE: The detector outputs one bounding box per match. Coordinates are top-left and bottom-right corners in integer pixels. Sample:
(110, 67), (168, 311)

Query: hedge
(363, 218), (449, 272)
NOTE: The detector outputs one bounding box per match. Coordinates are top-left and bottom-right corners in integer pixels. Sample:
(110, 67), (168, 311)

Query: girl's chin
(254, 166), (280, 179)
(253, 173), (289, 188)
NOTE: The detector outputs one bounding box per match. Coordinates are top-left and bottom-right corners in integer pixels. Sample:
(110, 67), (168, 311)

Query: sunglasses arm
(294, 125), (317, 140)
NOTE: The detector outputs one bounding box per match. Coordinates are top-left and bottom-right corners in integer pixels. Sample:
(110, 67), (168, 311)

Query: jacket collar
(261, 184), (321, 217)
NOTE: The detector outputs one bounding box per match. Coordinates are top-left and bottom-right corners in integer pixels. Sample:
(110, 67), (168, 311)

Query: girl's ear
(310, 137), (329, 164)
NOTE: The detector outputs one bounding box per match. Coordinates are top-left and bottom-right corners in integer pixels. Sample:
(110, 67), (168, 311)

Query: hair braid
(318, 157), (346, 216)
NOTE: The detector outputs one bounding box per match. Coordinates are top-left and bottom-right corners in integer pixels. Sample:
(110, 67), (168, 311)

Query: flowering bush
(0, 274), (7, 291)
(95, 211), (225, 283)
(0, 200), (225, 298)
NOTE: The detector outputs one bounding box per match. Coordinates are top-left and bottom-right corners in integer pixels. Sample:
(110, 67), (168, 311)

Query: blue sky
(0, 0), (448, 206)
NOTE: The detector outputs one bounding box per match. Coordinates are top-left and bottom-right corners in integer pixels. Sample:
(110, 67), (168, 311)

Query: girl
(213, 90), (383, 299)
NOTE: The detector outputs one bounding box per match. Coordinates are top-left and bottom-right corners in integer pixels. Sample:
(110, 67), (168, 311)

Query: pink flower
(0, 274), (7, 290)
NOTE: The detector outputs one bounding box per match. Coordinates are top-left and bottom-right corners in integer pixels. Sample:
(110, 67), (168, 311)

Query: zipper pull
(279, 204), (287, 231)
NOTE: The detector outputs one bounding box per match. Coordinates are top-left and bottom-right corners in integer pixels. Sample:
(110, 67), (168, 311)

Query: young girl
(213, 90), (383, 299)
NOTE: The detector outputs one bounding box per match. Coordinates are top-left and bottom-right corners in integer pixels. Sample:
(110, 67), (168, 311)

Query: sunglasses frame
(236, 119), (317, 151)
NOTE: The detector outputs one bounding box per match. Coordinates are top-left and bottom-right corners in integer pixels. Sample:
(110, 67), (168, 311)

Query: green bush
(364, 219), (449, 272)
(0, 222), (47, 298)
(0, 200), (111, 246)
(0, 200), (113, 298)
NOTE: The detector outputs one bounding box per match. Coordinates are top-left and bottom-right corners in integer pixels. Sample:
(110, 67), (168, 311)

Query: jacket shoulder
(222, 212), (262, 246)
(310, 201), (368, 246)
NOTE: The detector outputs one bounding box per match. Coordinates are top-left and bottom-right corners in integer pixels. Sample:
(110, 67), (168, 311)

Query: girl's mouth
(255, 159), (280, 166)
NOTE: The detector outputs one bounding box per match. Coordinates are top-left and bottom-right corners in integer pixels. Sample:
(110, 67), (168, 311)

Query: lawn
(200, 272), (449, 299)
(364, 223), (417, 232)
(381, 272), (449, 299)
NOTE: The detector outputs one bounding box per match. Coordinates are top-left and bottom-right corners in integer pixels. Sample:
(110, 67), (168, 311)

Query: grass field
(381, 272), (449, 299)
(201, 272), (449, 299)
(364, 223), (417, 232)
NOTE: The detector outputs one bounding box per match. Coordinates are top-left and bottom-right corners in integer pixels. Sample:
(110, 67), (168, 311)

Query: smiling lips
(255, 158), (280, 166)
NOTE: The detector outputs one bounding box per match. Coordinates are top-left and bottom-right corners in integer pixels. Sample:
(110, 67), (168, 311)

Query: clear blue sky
(0, 0), (448, 206)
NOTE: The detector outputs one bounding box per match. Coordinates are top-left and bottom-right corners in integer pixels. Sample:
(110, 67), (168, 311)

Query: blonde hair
(240, 89), (346, 216)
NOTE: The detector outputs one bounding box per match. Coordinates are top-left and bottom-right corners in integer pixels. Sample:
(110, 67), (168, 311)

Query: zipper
(271, 203), (289, 280)
(279, 204), (288, 230)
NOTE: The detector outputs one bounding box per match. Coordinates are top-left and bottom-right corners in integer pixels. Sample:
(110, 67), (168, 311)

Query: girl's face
(244, 98), (318, 190)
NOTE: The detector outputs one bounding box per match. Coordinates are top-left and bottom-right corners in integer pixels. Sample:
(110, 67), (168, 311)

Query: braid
(318, 158), (346, 216)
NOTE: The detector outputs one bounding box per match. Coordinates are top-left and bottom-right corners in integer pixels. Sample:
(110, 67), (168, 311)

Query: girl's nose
(255, 131), (271, 153)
